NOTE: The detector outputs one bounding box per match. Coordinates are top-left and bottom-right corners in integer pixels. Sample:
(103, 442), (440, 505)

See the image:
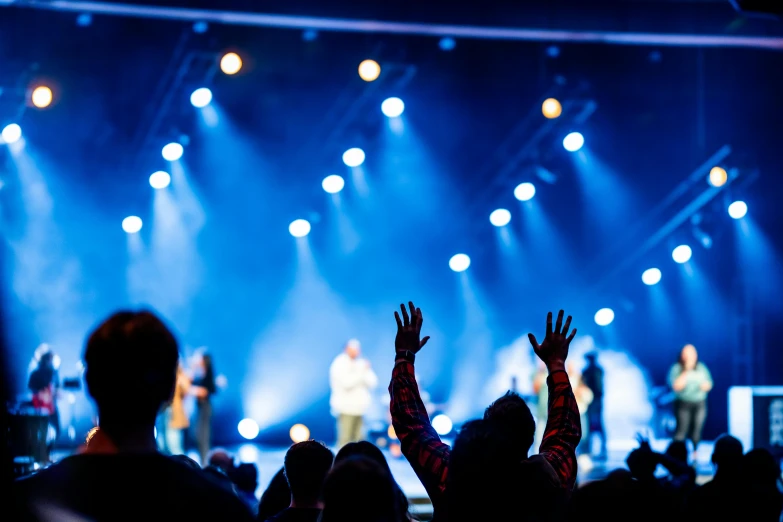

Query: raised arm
(389, 302), (450, 511)
(528, 310), (582, 490)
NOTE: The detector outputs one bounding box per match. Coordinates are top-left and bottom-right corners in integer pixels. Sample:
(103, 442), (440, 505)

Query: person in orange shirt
(166, 364), (191, 455)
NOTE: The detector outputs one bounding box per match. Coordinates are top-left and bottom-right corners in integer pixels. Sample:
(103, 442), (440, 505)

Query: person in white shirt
(329, 339), (378, 448)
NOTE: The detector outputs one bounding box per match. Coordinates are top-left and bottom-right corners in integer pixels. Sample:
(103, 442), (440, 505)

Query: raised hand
(528, 310), (576, 372)
(394, 301), (430, 356)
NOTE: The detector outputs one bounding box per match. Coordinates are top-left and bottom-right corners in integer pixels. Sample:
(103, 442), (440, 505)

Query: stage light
(381, 97), (405, 118)
(289, 219), (311, 238)
(708, 166), (727, 187)
(387, 425), (397, 440)
(642, 268), (662, 286)
(1, 123), (21, 144)
(728, 200), (747, 219)
(449, 253), (470, 273)
(594, 308), (615, 326)
(358, 59), (381, 82)
(149, 171), (171, 189)
(432, 414), (453, 436)
(190, 87), (212, 108)
(514, 182), (536, 202)
(122, 216), (142, 234)
(31, 86), (53, 108)
(563, 132), (584, 152)
(220, 52), (242, 75)
(237, 418), (259, 440)
(489, 208), (511, 227)
(289, 423), (310, 443)
(672, 244), (692, 264)
(322, 174), (345, 194)
(439, 37), (456, 51)
(162, 142), (183, 161)
(342, 147), (365, 167)
(542, 98), (562, 119)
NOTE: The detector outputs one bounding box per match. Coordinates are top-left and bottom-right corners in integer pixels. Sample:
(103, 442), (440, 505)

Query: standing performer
(668, 344), (712, 454)
(165, 362), (191, 455)
(582, 352), (607, 460)
(190, 351), (217, 466)
(329, 339), (378, 448)
(28, 349), (60, 454)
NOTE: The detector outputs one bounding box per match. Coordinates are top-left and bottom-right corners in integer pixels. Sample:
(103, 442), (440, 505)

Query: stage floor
(215, 438), (717, 518)
(53, 438), (716, 519)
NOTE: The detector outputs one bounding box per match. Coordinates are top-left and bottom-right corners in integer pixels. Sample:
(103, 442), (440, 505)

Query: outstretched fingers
(566, 328), (577, 343)
(555, 310), (564, 335)
(400, 303), (410, 327)
(394, 311), (403, 330)
(562, 315), (572, 337)
(420, 336), (430, 348)
(545, 311), (553, 339)
(528, 333), (540, 351)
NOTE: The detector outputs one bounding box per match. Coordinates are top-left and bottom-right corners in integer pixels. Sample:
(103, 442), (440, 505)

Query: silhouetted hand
(394, 301), (430, 356)
(528, 310), (576, 372)
(636, 433), (653, 454)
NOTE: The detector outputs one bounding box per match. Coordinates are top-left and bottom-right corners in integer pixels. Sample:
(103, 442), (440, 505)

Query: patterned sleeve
(539, 370), (582, 490)
(389, 361), (451, 510)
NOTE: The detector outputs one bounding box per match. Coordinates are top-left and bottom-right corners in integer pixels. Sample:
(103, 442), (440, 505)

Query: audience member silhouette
(320, 455), (401, 522)
(335, 441), (412, 521)
(264, 440), (334, 522)
(231, 462), (260, 515)
(739, 448), (783, 521)
(686, 434), (744, 520)
(12, 310), (253, 521)
(390, 303), (581, 521)
(581, 352), (606, 459)
(257, 466), (292, 521)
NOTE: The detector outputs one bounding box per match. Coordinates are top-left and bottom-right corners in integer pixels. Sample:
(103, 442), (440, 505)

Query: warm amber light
(289, 423), (310, 443)
(358, 59), (381, 82)
(708, 166), (727, 187)
(32, 86), (53, 108)
(542, 98), (562, 119)
(220, 52), (243, 75)
(387, 424), (397, 440)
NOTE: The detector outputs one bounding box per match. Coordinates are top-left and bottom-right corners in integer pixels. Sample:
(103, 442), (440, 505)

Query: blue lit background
(1, 10), (781, 447)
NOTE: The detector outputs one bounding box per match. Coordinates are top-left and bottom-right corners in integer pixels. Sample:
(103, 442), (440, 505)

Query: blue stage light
(342, 148), (365, 167)
(672, 245), (692, 264)
(289, 219), (311, 238)
(514, 182), (536, 202)
(489, 209), (511, 227)
(237, 418), (259, 440)
(728, 201), (747, 220)
(381, 97), (405, 118)
(322, 175), (345, 194)
(190, 88), (212, 108)
(594, 308), (615, 326)
(563, 132), (584, 152)
(449, 254), (470, 272)
(122, 216), (143, 234)
(642, 268), (662, 286)
(2, 123), (22, 144)
(162, 142), (183, 161)
(149, 171), (171, 189)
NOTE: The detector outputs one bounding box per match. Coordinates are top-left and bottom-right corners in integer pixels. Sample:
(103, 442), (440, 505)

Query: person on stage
(165, 362), (191, 455)
(668, 344), (712, 454)
(329, 339), (378, 448)
(190, 350), (217, 466)
(582, 351), (607, 460)
(28, 348), (61, 455)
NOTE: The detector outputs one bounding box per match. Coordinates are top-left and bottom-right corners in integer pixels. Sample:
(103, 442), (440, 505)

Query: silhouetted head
(345, 339), (361, 359)
(484, 391), (535, 456)
(320, 455), (400, 522)
(585, 352), (597, 363)
(257, 467), (291, 521)
(743, 448), (780, 486)
(230, 462), (259, 494)
(284, 440), (334, 507)
(84, 311), (178, 427)
(38, 351), (55, 370)
(679, 344), (698, 370)
(336, 441), (410, 518)
(627, 448), (658, 480)
(665, 440), (689, 463)
(712, 434), (743, 475)
(207, 448), (234, 472)
(448, 419), (527, 522)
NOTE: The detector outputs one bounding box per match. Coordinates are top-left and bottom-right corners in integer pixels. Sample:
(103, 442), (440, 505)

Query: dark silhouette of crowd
(10, 305), (783, 521)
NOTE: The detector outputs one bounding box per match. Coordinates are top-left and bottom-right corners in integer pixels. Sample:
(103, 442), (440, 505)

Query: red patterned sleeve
(539, 370), (582, 490)
(389, 361), (451, 510)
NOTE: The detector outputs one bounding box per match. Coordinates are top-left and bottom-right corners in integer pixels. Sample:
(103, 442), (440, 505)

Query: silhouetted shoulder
(13, 453), (253, 521)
